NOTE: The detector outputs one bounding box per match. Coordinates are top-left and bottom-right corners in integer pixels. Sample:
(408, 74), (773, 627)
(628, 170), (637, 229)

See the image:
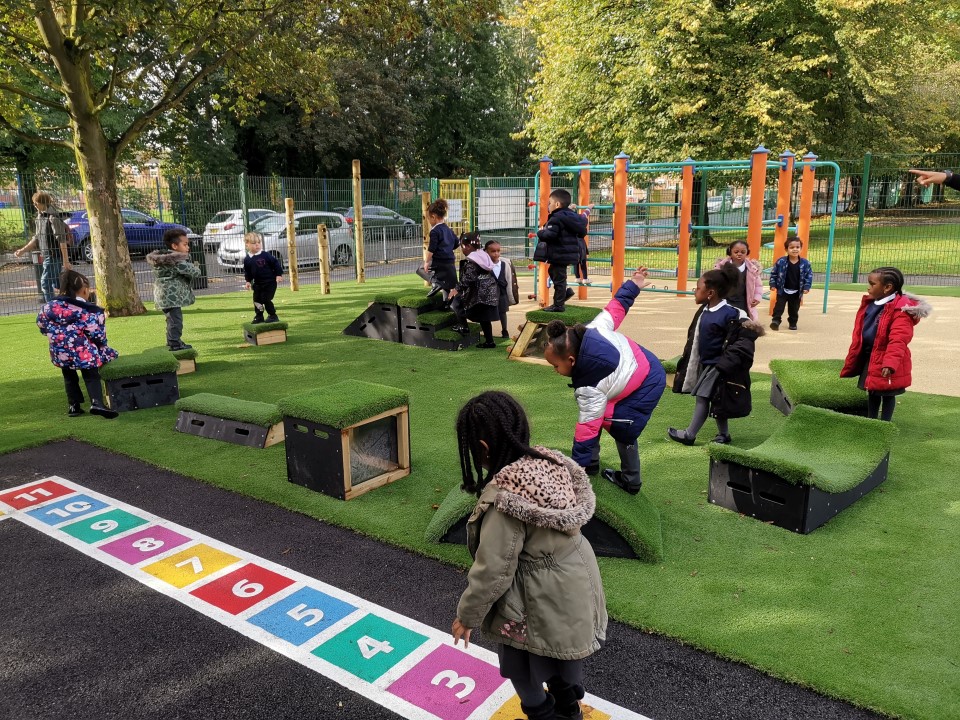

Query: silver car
(216, 211), (354, 270)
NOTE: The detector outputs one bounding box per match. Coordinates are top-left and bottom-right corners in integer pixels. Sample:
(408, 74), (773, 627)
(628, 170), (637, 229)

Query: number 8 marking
(132, 538), (164, 552)
(431, 670), (476, 699)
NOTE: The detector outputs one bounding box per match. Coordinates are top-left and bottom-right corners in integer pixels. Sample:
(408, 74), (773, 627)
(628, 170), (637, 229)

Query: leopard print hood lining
(492, 446), (595, 532)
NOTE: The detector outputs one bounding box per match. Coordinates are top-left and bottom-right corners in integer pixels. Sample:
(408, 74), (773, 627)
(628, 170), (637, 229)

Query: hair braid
(870, 266), (905, 294)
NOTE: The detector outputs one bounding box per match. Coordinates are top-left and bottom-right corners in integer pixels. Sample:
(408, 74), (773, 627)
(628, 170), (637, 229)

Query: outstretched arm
(590, 267), (652, 332)
(910, 169), (960, 191)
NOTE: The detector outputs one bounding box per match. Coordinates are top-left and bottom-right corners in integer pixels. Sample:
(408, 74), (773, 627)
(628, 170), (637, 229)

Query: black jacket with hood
(537, 207), (588, 265)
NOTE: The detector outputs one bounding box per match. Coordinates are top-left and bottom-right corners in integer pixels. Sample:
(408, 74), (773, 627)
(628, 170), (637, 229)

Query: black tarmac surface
(0, 440), (884, 720)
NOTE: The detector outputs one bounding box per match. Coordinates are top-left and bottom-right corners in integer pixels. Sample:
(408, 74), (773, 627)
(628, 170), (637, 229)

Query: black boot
(89, 401), (119, 420)
(68, 404), (84, 417)
(602, 468), (640, 495)
(548, 682), (585, 720)
(520, 694), (556, 720)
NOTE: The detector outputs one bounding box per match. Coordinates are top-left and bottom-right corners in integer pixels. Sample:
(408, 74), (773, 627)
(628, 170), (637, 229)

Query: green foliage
(516, 0), (960, 162)
(277, 380), (409, 428)
(100, 348), (179, 380)
(769, 359), (867, 413)
(707, 405), (898, 492)
(175, 393), (281, 427)
(525, 304), (601, 325)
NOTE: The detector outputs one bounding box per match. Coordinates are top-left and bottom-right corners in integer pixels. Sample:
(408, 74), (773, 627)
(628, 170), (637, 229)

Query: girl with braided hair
(543, 268), (666, 495)
(840, 266), (931, 421)
(451, 391), (607, 720)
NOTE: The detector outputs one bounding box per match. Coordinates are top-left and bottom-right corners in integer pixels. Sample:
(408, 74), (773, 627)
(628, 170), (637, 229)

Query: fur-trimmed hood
(740, 318), (766, 338)
(146, 249), (190, 267)
(491, 446), (595, 533)
(897, 293), (932, 323)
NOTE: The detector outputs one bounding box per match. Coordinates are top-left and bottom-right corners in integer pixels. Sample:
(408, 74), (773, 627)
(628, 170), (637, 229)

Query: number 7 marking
(175, 556), (204, 574)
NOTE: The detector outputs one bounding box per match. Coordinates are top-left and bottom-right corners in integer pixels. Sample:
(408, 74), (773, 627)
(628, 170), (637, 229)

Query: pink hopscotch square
(388, 644), (506, 720)
(99, 526), (192, 564)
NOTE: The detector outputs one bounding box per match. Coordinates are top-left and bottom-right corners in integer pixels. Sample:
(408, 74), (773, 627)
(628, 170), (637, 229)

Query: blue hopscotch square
(26, 494), (109, 526)
(247, 587), (357, 646)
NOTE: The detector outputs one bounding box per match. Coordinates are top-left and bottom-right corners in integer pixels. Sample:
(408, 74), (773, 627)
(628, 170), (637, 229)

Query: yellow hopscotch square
(492, 695), (611, 719)
(142, 543), (240, 588)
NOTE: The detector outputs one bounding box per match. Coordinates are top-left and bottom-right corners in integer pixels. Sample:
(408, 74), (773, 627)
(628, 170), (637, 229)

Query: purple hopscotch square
(99, 526), (193, 564)
(387, 644), (506, 720)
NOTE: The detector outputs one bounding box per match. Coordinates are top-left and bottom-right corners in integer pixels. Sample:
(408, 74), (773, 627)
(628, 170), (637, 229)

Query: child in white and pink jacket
(714, 240), (763, 321)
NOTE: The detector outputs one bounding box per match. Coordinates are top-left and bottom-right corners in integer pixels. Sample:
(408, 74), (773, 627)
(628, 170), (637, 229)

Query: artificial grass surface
(525, 304), (602, 325)
(708, 405), (898, 492)
(242, 320), (289, 334)
(277, 380), (409, 428)
(417, 310), (456, 326)
(175, 392), (282, 427)
(769, 359), (867, 414)
(2, 279), (958, 719)
(169, 346), (198, 360)
(99, 347), (179, 380)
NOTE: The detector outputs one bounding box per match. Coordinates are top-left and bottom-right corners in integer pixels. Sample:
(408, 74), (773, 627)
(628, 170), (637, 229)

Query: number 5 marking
(286, 603), (324, 627)
(175, 556), (204, 574)
(431, 670), (476, 699)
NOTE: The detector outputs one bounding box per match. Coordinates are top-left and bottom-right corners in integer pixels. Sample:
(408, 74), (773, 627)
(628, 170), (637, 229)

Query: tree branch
(0, 82), (66, 111)
(0, 113), (73, 149)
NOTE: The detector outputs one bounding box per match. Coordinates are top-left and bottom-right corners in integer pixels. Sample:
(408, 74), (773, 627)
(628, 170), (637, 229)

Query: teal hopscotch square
(60, 508), (149, 544)
(311, 613), (429, 682)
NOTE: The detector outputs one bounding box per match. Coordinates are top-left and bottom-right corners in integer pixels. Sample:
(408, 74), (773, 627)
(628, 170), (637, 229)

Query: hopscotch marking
(0, 476), (652, 720)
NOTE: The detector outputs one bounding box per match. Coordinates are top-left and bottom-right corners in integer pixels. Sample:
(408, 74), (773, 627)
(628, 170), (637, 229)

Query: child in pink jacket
(713, 240), (763, 321)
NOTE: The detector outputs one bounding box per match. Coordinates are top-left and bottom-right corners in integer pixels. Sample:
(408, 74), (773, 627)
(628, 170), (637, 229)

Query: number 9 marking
(90, 519), (119, 533)
(431, 670), (476, 699)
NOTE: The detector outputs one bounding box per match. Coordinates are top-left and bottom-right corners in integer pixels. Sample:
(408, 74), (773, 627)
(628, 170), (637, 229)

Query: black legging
(867, 393), (897, 421)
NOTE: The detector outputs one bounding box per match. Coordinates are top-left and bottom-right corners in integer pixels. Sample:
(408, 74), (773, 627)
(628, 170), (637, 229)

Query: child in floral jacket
(37, 269), (118, 419)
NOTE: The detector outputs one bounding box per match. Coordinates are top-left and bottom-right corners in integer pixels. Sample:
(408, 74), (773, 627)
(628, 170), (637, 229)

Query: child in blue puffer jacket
(768, 235), (813, 331)
(543, 268), (666, 494)
(37, 269), (119, 419)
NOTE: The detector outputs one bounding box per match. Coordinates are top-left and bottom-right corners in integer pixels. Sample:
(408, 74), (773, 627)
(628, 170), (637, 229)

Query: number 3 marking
(431, 670), (476, 699)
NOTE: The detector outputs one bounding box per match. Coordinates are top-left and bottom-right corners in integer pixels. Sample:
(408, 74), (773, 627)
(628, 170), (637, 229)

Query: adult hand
(881, 367), (893, 378)
(13, 248), (22, 258)
(908, 169), (946, 187)
(424, 263), (431, 274)
(451, 618), (472, 648)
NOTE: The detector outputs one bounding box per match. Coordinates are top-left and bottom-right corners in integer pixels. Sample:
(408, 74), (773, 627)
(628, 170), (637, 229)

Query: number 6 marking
(232, 580), (264, 598)
(431, 670), (476, 699)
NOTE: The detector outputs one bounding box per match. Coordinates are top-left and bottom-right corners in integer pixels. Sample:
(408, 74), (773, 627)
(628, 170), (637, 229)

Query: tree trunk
(72, 120), (145, 316)
(845, 175), (861, 213)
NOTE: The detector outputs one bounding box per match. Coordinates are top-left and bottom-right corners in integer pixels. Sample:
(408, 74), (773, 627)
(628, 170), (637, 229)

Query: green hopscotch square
(60, 508), (149, 543)
(311, 613), (429, 682)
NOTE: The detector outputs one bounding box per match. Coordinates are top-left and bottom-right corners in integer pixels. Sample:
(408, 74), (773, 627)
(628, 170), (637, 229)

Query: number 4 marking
(357, 635), (393, 659)
(175, 556), (204, 574)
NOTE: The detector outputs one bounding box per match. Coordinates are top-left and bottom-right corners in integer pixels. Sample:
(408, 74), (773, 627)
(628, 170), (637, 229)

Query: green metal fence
(1, 155), (958, 316)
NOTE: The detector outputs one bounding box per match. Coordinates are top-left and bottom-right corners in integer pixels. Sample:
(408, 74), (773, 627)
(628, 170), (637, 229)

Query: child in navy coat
(243, 231), (283, 323)
(768, 236), (813, 331)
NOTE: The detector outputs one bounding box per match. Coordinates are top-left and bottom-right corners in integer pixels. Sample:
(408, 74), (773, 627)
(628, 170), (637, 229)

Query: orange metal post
(746, 145), (769, 260)
(577, 159), (591, 300)
(797, 153), (817, 259)
(768, 150), (796, 315)
(537, 156), (552, 307)
(677, 161), (694, 294)
(611, 153), (629, 295)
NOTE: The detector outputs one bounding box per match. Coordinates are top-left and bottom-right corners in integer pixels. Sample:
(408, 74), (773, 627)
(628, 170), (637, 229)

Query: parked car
(706, 195), (725, 213)
(216, 211), (353, 271)
(342, 206), (419, 242)
(202, 208), (276, 250)
(66, 209), (192, 263)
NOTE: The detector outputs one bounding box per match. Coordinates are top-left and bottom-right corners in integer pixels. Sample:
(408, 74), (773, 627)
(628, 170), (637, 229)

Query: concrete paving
(508, 281), (958, 397)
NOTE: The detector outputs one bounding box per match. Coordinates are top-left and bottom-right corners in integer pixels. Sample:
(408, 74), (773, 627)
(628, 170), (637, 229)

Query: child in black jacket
(537, 189), (588, 312)
(243, 232), (283, 323)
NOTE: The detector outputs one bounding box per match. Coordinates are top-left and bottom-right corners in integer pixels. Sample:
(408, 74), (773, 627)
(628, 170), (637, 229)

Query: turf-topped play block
(707, 405), (898, 533)
(100, 348), (180, 412)
(175, 393), (284, 448)
(425, 478), (664, 562)
(242, 321), (289, 346)
(768, 359), (867, 416)
(278, 380), (411, 500)
(509, 305), (603, 365)
(170, 346), (198, 375)
(402, 309), (480, 350)
(343, 299), (402, 342)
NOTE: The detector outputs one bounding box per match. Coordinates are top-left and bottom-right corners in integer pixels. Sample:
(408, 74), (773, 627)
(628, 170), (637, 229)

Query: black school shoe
(168, 342), (193, 351)
(542, 304), (565, 313)
(564, 287), (575, 301)
(601, 468), (641, 495)
(426, 282), (443, 298)
(451, 323), (469, 335)
(477, 341), (497, 349)
(265, 315), (279, 323)
(68, 404), (84, 417)
(770, 320), (780, 331)
(788, 324), (798, 330)
(712, 433), (732, 444)
(251, 318), (264, 324)
(89, 402), (119, 420)
(667, 427), (696, 446)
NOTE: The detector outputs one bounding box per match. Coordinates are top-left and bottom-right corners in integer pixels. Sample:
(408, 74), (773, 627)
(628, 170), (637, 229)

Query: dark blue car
(66, 208), (191, 263)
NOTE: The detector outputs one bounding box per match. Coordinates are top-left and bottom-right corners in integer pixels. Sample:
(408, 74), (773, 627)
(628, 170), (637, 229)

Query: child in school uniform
(840, 266), (930, 421)
(485, 239), (519, 338)
(242, 231), (283, 323)
(449, 232), (499, 348)
(424, 198), (459, 300)
(669, 263), (764, 445)
(713, 239), (763, 321)
(768, 235), (813, 330)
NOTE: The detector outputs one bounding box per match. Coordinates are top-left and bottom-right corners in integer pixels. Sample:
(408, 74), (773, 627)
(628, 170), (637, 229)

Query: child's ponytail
(701, 263), (739, 299)
(58, 269), (89, 297)
(427, 198), (448, 218)
(545, 320), (586, 358)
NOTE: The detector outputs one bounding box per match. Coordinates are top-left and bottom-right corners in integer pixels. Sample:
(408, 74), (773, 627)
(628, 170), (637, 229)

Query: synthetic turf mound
(768, 359), (867, 415)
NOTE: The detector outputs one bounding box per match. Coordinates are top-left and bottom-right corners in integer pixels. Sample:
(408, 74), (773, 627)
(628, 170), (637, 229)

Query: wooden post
(537, 156), (552, 307)
(747, 145), (769, 261)
(769, 150), (796, 315)
(421, 192), (431, 286)
(317, 224), (330, 295)
(352, 159), (365, 283)
(677, 160), (694, 294)
(797, 153), (817, 259)
(611, 153), (629, 295)
(285, 197), (299, 291)
(577, 159), (591, 300)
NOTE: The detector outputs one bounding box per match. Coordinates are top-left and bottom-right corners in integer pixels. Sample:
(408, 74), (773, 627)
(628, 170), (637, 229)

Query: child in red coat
(840, 267), (931, 421)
